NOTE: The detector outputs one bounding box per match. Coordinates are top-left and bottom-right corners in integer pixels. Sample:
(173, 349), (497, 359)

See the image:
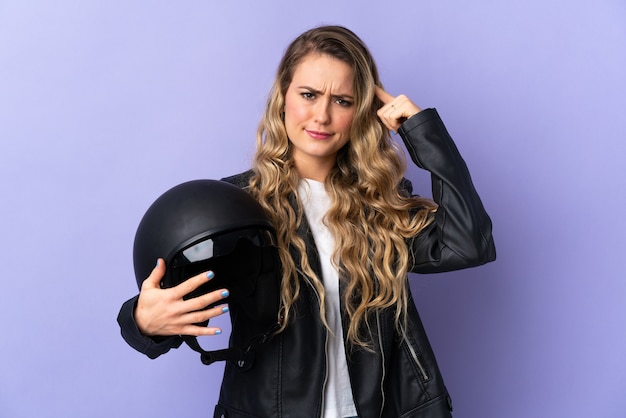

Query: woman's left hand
(375, 86), (422, 133)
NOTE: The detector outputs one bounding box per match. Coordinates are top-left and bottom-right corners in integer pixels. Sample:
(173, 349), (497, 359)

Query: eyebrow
(297, 85), (354, 101)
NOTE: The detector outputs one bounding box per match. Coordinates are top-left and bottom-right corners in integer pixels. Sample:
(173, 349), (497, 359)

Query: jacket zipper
(376, 311), (386, 418)
(405, 332), (429, 381)
(320, 327), (329, 418)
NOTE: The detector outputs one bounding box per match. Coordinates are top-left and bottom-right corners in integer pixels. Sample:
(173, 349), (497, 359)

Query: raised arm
(376, 87), (496, 273)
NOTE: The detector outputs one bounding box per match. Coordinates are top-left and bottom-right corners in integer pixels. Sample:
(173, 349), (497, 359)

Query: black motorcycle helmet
(133, 179), (281, 366)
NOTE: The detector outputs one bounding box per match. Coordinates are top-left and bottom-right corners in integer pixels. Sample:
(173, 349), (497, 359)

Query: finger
(378, 113), (396, 133)
(172, 269), (214, 298)
(179, 323), (225, 337)
(183, 303), (230, 325)
(141, 258), (166, 290)
(377, 94), (422, 133)
(184, 287), (231, 313)
(375, 86), (395, 104)
(178, 304), (230, 337)
(387, 95), (419, 119)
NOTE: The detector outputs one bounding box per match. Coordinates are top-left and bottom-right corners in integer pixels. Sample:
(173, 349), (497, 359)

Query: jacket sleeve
(117, 295), (183, 359)
(398, 108), (496, 273)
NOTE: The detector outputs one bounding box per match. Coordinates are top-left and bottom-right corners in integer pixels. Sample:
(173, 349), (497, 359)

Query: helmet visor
(164, 228), (278, 302)
(178, 228), (275, 263)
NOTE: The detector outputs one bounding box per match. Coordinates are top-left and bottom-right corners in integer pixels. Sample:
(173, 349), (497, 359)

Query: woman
(118, 25), (496, 418)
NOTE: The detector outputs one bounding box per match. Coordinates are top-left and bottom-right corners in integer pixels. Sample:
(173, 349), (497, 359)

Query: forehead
(290, 53), (354, 92)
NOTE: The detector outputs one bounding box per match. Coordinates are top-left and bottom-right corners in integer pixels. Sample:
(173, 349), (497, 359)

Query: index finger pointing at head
(375, 86), (395, 104)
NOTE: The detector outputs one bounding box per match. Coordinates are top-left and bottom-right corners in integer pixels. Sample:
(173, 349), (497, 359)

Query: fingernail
(155, 259), (159, 267)
(221, 290), (230, 298)
(215, 329), (222, 335)
(207, 271), (215, 280)
(221, 305), (229, 313)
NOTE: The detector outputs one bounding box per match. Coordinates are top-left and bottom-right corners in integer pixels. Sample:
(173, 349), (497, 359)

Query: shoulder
(220, 169), (254, 189)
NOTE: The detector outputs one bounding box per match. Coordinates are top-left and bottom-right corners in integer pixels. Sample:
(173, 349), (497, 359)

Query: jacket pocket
(398, 392), (453, 418)
(214, 403), (263, 418)
(400, 333), (431, 383)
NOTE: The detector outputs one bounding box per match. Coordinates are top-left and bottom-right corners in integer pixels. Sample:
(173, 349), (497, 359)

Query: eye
(301, 92), (315, 100)
(335, 97), (353, 107)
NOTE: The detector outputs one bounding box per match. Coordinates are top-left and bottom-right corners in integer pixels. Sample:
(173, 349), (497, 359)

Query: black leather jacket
(118, 108), (496, 418)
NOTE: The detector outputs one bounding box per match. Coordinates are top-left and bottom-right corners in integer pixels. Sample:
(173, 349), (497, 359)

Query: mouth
(305, 129), (333, 140)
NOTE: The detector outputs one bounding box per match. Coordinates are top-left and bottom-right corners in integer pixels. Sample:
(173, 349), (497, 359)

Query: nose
(313, 100), (331, 125)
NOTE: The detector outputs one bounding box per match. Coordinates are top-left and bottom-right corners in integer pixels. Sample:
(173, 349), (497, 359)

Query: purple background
(1, 1), (625, 417)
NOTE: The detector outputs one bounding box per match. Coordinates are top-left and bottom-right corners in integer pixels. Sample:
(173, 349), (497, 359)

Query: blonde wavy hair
(249, 26), (437, 347)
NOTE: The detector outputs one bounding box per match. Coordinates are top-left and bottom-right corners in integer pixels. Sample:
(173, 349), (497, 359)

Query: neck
(294, 159), (333, 183)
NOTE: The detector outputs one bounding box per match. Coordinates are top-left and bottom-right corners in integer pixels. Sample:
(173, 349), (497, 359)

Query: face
(283, 53), (355, 181)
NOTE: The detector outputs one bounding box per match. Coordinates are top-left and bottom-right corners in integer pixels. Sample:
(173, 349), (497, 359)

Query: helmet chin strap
(171, 239), (283, 367)
(182, 336), (244, 365)
(182, 320), (281, 367)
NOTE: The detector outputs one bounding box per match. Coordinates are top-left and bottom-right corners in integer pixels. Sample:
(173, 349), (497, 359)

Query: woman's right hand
(135, 258), (230, 337)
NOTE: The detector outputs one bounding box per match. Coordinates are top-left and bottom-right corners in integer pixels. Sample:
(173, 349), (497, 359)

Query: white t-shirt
(298, 178), (358, 418)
